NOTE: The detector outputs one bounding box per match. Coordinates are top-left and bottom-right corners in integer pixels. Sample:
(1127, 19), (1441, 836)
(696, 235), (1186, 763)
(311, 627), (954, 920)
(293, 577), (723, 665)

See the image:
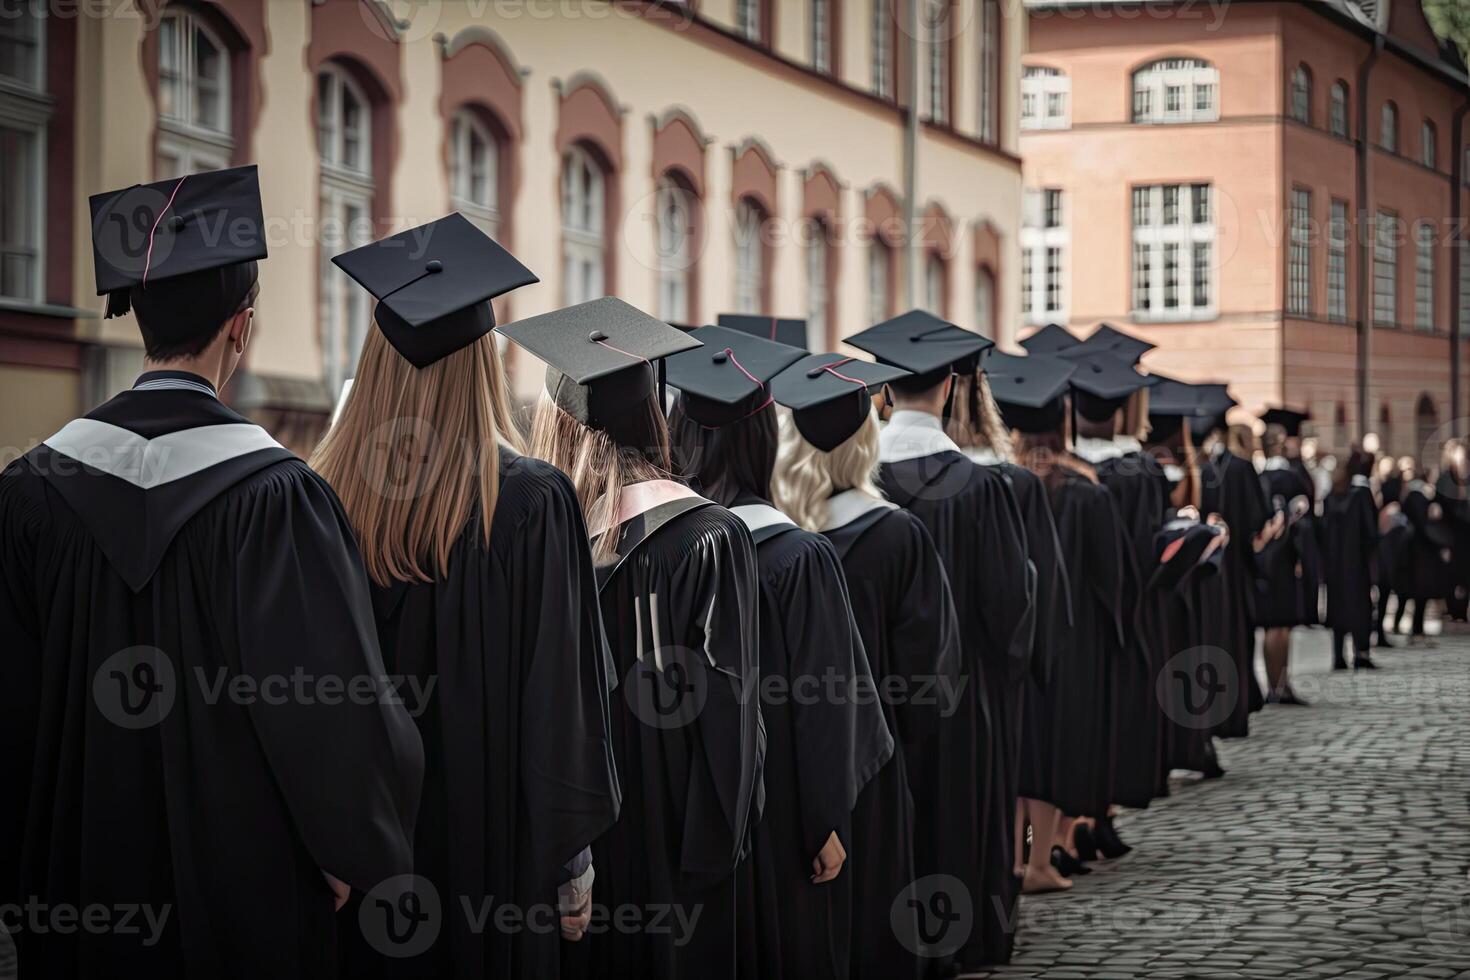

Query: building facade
(0, 0), (1024, 456)
(1021, 0), (1470, 457)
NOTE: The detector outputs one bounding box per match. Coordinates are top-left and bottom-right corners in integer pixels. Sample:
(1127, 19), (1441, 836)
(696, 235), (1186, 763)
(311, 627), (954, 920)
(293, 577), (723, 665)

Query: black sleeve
(225, 466), (425, 893)
(1084, 485), (1127, 647)
(889, 514), (963, 748)
(975, 472), (1035, 682)
(507, 464), (622, 882)
(0, 470), (42, 906)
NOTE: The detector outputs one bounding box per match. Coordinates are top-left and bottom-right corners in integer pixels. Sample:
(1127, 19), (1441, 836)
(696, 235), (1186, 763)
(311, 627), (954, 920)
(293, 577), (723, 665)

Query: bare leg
(1021, 800), (1073, 893)
(1014, 799), (1027, 876)
(1263, 627), (1289, 697)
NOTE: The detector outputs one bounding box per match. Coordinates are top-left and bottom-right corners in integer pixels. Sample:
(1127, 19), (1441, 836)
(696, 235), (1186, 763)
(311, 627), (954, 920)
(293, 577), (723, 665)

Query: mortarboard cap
(90, 164), (267, 343)
(332, 212), (538, 368)
(844, 310), (994, 390)
(1063, 323), (1155, 364)
(772, 353), (911, 452)
(1067, 350), (1152, 422)
(666, 324), (807, 428)
(985, 352), (1077, 434)
(716, 313), (811, 350)
(1260, 406), (1310, 437)
(497, 297), (700, 439)
(1018, 322), (1080, 354)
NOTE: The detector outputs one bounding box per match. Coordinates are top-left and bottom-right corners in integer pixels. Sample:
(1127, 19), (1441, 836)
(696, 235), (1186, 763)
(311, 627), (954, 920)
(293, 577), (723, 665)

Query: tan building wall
(1022, 0), (1470, 461)
(0, 0), (1025, 456)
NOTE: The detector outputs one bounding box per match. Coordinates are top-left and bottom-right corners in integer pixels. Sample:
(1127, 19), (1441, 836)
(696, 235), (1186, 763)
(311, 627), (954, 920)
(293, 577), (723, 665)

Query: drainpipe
(903, 0), (920, 309)
(1451, 96), (1469, 437)
(1354, 34), (1383, 443)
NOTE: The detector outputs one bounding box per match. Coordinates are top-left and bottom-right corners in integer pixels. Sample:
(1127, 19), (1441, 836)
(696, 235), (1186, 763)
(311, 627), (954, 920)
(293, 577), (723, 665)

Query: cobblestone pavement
(968, 624), (1470, 979)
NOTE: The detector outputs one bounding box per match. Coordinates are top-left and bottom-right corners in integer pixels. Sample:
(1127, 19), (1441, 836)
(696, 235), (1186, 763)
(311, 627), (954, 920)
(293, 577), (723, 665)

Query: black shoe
(1331, 656), (1350, 670)
(1266, 687), (1310, 706)
(1202, 762), (1226, 780)
(1093, 816), (1133, 859)
(1073, 823), (1101, 862)
(1354, 656), (1379, 670)
(1374, 633), (1395, 648)
(1051, 846), (1091, 876)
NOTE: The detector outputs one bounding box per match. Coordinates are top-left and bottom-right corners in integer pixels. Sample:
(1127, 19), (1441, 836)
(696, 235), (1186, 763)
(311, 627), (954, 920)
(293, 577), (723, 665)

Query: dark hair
(135, 276), (259, 361)
(669, 398), (778, 507)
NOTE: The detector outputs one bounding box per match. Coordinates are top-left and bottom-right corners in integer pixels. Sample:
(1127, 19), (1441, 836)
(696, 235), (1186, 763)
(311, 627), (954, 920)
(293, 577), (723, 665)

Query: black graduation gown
(1434, 470), (1470, 612)
(1151, 520), (1226, 775)
(879, 451), (1031, 966)
(731, 499), (893, 980)
(1045, 473), (1125, 820)
(353, 449), (621, 979)
(1093, 452), (1168, 808)
(1323, 484), (1379, 642)
(1256, 462), (1320, 628)
(820, 500), (962, 980)
(571, 499), (762, 980)
(1395, 483), (1455, 602)
(1199, 449), (1269, 737)
(0, 384), (423, 979)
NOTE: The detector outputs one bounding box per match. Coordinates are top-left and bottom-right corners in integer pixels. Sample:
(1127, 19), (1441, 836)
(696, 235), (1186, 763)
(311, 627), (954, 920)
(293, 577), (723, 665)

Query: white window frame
(1380, 102), (1398, 153)
(1373, 209), (1398, 326)
(926, 0), (949, 125)
(974, 266), (995, 337)
(1020, 188), (1068, 324)
(806, 230), (829, 346)
(734, 198), (765, 314)
(1021, 66), (1070, 131)
(1329, 81), (1349, 138)
(317, 64), (375, 393)
(450, 109), (499, 237)
(1458, 239), (1470, 337)
(871, 0), (890, 97)
(0, 3), (45, 91)
(1288, 187), (1311, 316)
(318, 64), (372, 178)
(1421, 121), (1436, 169)
(1132, 59), (1219, 125)
(1328, 199), (1349, 322)
(156, 9), (233, 177)
(561, 144), (606, 307)
(1415, 221), (1435, 332)
(977, 0), (999, 142)
(0, 6), (47, 307)
(655, 175), (695, 325)
(1289, 65), (1311, 124)
(924, 253), (946, 315)
(736, 0), (761, 41)
(868, 240), (890, 325)
(1131, 183), (1216, 321)
(811, 0), (831, 73)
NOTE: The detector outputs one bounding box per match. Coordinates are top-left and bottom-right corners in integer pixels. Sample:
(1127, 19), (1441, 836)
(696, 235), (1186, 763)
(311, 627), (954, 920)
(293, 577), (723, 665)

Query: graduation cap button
(807, 367), (825, 378)
(712, 350), (728, 363)
(588, 330), (607, 342)
(168, 215), (186, 232)
(426, 259), (443, 273)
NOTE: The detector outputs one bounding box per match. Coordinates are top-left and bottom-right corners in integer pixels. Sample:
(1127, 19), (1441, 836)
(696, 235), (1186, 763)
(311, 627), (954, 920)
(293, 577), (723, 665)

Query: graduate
(1393, 470), (1455, 644)
(1197, 413), (1280, 737)
(313, 215), (621, 977)
(769, 352), (964, 977)
(504, 299), (763, 980)
(960, 354), (1076, 893)
(988, 355), (1124, 883)
(665, 326), (893, 980)
(1067, 349), (1167, 839)
(1375, 456), (1411, 646)
(847, 311), (1032, 967)
(1323, 448), (1381, 670)
(1255, 408), (1320, 705)
(1433, 440), (1470, 622)
(0, 165), (424, 976)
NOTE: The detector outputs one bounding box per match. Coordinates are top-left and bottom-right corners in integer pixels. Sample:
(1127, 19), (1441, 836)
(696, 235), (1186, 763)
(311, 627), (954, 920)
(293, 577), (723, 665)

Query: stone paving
(969, 624), (1470, 979)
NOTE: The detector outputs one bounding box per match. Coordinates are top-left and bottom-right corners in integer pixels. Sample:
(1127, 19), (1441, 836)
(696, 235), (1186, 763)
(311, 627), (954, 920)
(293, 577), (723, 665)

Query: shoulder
(764, 523), (843, 577)
(495, 449), (581, 520)
(0, 454), (49, 529)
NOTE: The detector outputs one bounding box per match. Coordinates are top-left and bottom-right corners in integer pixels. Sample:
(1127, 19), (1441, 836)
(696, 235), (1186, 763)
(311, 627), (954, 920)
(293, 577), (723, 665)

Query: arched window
(655, 174), (698, 324)
(1329, 81), (1349, 138)
(1021, 66), (1070, 131)
(810, 0), (832, 73)
(1380, 101), (1398, 152)
(925, 0), (950, 125)
(806, 224), (831, 347)
(734, 197), (767, 314)
(1289, 64), (1312, 124)
(0, 5), (46, 303)
(1415, 221), (1435, 332)
(1132, 58), (1218, 125)
(974, 266), (996, 337)
(561, 143), (606, 306)
(924, 253), (947, 316)
(318, 62), (376, 396)
(449, 109), (499, 236)
(976, 0), (1000, 142)
(868, 239), (892, 324)
(871, 0), (892, 98)
(1421, 120), (1437, 169)
(157, 7), (232, 175)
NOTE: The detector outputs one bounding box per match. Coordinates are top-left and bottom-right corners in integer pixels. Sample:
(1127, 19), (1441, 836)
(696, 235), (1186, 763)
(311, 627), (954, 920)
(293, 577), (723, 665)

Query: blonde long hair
(309, 326), (521, 586)
(772, 408), (885, 532)
(526, 393), (672, 562)
(946, 371), (1015, 461)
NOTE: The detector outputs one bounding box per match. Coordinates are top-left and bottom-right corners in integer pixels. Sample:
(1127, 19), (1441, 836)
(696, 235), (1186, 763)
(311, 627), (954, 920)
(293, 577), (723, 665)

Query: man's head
(888, 369), (954, 416)
(132, 262), (258, 386)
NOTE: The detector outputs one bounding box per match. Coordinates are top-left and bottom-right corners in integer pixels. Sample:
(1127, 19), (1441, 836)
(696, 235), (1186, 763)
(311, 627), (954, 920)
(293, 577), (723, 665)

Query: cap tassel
(104, 289), (132, 319)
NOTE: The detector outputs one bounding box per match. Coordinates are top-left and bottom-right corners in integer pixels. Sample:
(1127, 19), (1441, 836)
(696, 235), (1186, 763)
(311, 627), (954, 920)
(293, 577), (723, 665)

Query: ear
(229, 306), (254, 354)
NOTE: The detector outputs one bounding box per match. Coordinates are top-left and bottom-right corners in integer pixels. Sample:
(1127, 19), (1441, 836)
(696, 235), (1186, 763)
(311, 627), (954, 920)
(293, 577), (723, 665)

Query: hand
(811, 831), (847, 884)
(323, 872), (350, 912)
(558, 865), (595, 942)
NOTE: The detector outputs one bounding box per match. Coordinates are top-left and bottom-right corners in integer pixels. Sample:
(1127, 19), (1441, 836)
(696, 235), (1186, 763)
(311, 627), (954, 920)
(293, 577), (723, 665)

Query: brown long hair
(527, 393), (672, 562)
(309, 326), (521, 586)
(945, 371), (1014, 460)
(1015, 428), (1097, 492)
